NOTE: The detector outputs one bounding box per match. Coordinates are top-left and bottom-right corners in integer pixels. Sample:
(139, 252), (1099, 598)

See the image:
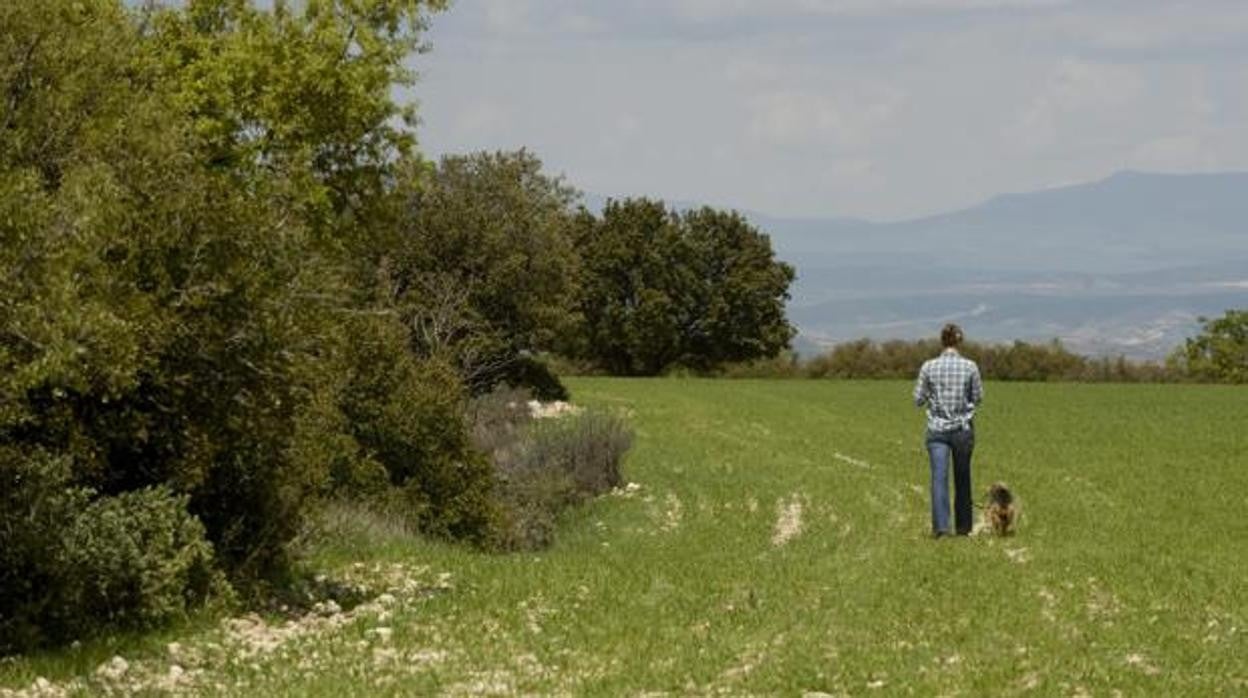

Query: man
(913, 323), (984, 538)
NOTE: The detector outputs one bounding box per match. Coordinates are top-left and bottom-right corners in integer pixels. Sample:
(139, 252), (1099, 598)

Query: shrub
(520, 411), (632, 498)
(802, 338), (1175, 382)
(718, 351), (803, 379)
(1168, 310), (1248, 383)
(334, 314), (501, 545)
(467, 384), (534, 458)
(498, 355), (570, 402)
(470, 389), (633, 551)
(0, 448), (89, 652)
(0, 447), (227, 653)
(59, 487), (228, 636)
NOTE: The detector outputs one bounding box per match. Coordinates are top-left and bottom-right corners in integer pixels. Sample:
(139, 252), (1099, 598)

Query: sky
(406, 0), (1248, 221)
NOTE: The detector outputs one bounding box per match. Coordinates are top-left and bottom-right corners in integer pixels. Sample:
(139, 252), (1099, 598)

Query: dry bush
(469, 388), (633, 551)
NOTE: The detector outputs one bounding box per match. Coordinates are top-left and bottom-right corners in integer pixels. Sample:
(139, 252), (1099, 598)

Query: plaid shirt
(914, 348), (984, 432)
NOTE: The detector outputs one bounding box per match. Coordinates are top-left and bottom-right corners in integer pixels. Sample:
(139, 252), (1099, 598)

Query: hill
(752, 171), (1248, 358)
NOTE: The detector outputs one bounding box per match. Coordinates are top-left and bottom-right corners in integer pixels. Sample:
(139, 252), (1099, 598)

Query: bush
(467, 384), (534, 458)
(1168, 310), (1248, 383)
(520, 411), (632, 498)
(470, 389), (633, 551)
(800, 338), (1175, 382)
(498, 355), (570, 402)
(333, 314), (501, 545)
(0, 447), (227, 653)
(0, 448), (89, 652)
(717, 351), (803, 379)
(60, 487), (228, 636)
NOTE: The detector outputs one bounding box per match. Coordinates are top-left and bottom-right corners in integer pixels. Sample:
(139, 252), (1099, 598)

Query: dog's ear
(989, 482), (1013, 506)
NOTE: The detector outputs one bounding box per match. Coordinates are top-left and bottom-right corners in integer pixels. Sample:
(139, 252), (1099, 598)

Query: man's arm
(913, 363), (929, 407)
(969, 365), (984, 406)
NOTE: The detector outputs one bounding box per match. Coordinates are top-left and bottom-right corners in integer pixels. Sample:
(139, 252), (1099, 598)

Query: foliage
(1169, 309), (1248, 383)
(393, 150), (581, 395)
(0, 448), (225, 653)
(1, 0), (466, 644)
(60, 487), (228, 637)
(519, 410), (632, 497)
(467, 385), (534, 458)
(148, 0), (447, 255)
(333, 313), (500, 543)
(792, 338), (1173, 382)
(498, 355), (571, 402)
(0, 449), (88, 652)
(716, 351), (804, 379)
(572, 198), (796, 376)
(469, 388), (633, 551)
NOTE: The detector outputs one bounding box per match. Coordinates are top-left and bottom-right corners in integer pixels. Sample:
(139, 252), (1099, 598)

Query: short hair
(940, 323), (964, 348)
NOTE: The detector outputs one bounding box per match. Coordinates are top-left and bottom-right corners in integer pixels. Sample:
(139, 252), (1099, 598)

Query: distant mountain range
(587, 171), (1248, 359)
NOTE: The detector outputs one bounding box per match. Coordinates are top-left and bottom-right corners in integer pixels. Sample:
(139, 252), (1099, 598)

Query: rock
(312, 599), (342, 616)
(528, 400), (584, 419)
(96, 656), (129, 681)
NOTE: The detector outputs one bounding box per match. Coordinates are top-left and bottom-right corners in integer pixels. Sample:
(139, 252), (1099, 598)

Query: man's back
(913, 349), (983, 432)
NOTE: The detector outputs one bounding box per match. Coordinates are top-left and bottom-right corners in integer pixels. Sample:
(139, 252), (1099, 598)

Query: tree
(679, 207), (798, 370)
(2, 0), (487, 613)
(1170, 310), (1248, 383)
(393, 150), (581, 396)
(572, 199), (796, 375)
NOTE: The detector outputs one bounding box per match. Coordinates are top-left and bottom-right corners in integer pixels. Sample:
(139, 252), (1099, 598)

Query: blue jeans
(926, 426), (974, 535)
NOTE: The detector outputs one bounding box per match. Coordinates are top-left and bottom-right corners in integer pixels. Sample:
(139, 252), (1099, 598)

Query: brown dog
(984, 482), (1017, 536)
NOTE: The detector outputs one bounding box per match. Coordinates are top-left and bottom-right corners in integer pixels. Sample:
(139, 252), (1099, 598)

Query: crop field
(2, 379), (1245, 696)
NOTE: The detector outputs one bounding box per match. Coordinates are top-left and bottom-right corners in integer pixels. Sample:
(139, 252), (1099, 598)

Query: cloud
(444, 99), (512, 141)
(671, 0), (1069, 21)
(747, 87), (905, 150)
(481, 0), (535, 34)
(1010, 59), (1146, 151)
(1131, 134), (1209, 171)
(1046, 3), (1248, 56)
(416, 0), (1248, 219)
(556, 13), (608, 35)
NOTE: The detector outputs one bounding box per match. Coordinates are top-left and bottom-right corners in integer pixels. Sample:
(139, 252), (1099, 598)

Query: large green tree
(573, 199), (796, 375)
(2, 0), (494, 645)
(393, 150), (581, 395)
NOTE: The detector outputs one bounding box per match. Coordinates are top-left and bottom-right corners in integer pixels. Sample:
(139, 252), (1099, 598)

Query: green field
(2, 379), (1246, 696)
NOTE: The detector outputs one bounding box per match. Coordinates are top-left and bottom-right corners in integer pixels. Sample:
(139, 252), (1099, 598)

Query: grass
(2, 379), (1246, 696)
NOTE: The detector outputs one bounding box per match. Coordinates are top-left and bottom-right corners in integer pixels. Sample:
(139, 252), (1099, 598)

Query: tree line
(717, 315), (1248, 384)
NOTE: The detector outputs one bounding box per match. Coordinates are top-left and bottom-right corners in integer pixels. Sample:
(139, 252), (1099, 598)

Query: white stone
(95, 656), (129, 680)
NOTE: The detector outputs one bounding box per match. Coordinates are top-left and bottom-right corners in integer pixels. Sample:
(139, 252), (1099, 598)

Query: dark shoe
(932, 531), (951, 539)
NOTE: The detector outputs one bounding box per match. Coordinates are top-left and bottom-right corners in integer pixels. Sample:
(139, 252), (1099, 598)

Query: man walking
(914, 323), (984, 537)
